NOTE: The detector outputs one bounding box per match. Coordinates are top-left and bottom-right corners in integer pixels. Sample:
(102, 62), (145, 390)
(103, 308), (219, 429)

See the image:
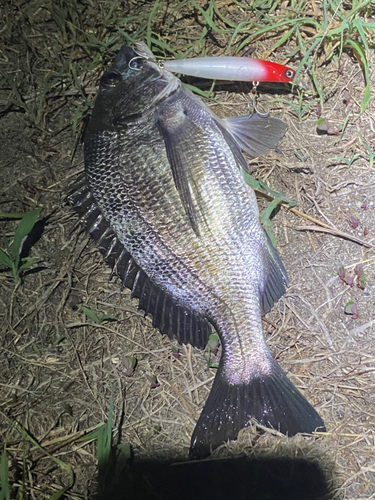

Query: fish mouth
(117, 45), (138, 63)
(111, 45), (145, 75)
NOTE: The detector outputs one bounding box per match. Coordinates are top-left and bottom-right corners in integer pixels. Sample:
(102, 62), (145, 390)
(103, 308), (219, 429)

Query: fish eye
(101, 71), (122, 87)
(285, 69), (295, 80)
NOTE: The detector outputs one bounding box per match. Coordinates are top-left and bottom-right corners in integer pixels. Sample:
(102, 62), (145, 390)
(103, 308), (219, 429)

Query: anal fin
(69, 176), (211, 349)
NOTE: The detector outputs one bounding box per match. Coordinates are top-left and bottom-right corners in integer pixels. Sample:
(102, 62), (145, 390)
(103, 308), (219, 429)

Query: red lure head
(260, 60), (296, 83)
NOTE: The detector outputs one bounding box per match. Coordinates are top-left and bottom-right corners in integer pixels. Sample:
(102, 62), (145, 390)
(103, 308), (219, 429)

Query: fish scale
(73, 43), (325, 459)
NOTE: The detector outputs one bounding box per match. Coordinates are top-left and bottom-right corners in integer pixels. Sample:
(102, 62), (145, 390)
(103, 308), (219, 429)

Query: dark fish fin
(219, 112), (287, 163)
(190, 355), (325, 459)
(69, 177), (211, 349)
(259, 231), (289, 315)
(157, 103), (209, 236)
(68, 173), (95, 219)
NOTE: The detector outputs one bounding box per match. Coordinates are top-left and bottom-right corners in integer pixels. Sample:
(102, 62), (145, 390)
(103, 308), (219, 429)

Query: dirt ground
(1, 1), (375, 499)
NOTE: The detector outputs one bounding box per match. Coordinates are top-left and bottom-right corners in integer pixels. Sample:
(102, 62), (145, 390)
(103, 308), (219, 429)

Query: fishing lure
(159, 56), (296, 83)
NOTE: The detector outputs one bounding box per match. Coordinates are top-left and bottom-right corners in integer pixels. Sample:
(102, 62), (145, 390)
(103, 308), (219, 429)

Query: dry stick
(292, 225), (375, 249)
(295, 295), (334, 348)
(254, 188), (375, 249)
(350, 319), (375, 336)
(304, 192), (339, 229)
(161, 378), (198, 419)
(31, 423), (103, 457)
(283, 205), (374, 248)
(285, 297), (333, 349)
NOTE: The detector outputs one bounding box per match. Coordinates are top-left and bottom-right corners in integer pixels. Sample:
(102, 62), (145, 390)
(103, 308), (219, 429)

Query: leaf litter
(1, 0), (375, 498)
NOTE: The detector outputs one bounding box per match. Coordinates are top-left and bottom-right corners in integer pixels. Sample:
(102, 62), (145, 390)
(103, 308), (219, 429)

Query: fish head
(101, 44), (153, 87)
(88, 44), (178, 132)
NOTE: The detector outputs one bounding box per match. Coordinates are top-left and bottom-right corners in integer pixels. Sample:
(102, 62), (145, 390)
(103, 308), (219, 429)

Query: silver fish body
(76, 44), (325, 458)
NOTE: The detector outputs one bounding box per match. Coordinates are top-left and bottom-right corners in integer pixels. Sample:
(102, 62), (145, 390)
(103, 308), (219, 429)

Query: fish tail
(190, 356), (325, 459)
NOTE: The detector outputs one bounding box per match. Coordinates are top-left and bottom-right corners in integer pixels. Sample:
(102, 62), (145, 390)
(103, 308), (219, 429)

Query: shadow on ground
(94, 454), (334, 500)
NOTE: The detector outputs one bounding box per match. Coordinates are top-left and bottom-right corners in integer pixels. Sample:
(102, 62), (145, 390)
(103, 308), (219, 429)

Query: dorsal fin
(219, 112), (287, 162)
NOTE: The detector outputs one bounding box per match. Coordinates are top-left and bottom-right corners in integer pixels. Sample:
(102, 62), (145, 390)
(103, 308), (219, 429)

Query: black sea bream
(71, 43), (325, 459)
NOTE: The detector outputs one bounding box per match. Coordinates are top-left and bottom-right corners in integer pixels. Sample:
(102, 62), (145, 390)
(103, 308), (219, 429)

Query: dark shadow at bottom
(96, 455), (334, 500)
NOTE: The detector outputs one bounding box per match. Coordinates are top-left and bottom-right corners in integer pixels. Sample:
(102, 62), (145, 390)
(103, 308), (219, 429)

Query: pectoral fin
(157, 103), (208, 235)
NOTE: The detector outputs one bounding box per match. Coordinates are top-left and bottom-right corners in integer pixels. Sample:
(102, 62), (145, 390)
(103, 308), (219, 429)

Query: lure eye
(285, 69), (295, 80)
(101, 71), (122, 87)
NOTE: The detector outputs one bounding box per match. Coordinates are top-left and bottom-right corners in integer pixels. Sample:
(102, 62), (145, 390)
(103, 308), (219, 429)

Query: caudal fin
(190, 356), (325, 459)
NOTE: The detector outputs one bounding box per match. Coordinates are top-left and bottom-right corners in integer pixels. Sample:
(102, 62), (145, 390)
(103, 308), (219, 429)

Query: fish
(161, 56), (296, 83)
(71, 42), (325, 459)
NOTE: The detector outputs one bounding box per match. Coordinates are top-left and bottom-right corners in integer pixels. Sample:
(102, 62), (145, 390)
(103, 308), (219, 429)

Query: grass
(243, 172), (297, 245)
(1, 0), (372, 133)
(233, 0), (373, 112)
(77, 402), (133, 498)
(78, 304), (116, 325)
(0, 208), (42, 284)
(0, 447), (10, 500)
(0, 413), (75, 500)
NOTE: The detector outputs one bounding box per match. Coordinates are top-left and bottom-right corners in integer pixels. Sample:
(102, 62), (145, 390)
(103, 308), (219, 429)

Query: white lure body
(162, 56), (295, 83)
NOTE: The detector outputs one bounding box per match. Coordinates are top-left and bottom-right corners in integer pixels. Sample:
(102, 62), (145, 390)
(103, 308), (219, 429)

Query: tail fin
(190, 356), (325, 459)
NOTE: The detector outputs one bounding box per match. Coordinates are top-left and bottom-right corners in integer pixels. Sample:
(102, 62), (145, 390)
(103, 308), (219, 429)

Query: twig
(293, 225), (375, 249)
(256, 188), (375, 248)
(350, 320), (375, 336)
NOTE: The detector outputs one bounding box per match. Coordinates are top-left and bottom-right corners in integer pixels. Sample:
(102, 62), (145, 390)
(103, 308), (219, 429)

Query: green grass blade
(18, 256), (38, 272)
(212, 2), (237, 29)
(117, 26), (141, 46)
(11, 207), (42, 262)
(97, 401), (113, 472)
(13, 420), (73, 473)
(147, 0), (160, 48)
(190, 0), (229, 34)
(352, 19), (369, 53)
(0, 413), (75, 497)
(362, 22), (375, 29)
(345, 39), (370, 113)
(185, 83), (217, 99)
(47, 484), (71, 500)
(270, 26), (296, 54)
(78, 305), (100, 323)
(293, 30), (323, 89)
(268, 0), (282, 14)
(77, 424), (106, 443)
(237, 17), (320, 53)
(96, 400), (114, 494)
(0, 249), (12, 269)
(150, 37), (181, 58)
(0, 213), (25, 219)
(226, 21), (252, 54)
(0, 448), (10, 500)
(105, 0), (120, 23)
(340, 112), (352, 139)
(350, 0), (373, 18)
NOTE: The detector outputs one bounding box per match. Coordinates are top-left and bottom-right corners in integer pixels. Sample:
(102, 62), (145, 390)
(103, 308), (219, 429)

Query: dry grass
(1, 0), (375, 498)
